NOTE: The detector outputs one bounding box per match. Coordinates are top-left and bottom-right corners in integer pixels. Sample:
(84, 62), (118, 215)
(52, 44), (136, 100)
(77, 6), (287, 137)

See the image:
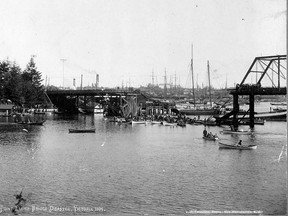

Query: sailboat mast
(207, 60), (212, 107)
(191, 44), (196, 108)
(225, 73), (227, 90)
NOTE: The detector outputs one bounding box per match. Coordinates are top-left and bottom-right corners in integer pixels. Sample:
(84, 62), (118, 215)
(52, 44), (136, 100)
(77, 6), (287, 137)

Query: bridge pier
(76, 96), (79, 107)
(249, 94), (255, 128)
(84, 96), (87, 109)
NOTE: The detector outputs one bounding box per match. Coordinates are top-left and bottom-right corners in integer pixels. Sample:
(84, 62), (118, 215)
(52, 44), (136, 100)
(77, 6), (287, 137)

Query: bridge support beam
(232, 94), (239, 126)
(249, 94), (255, 128)
(76, 96), (79, 107)
(84, 96), (87, 109)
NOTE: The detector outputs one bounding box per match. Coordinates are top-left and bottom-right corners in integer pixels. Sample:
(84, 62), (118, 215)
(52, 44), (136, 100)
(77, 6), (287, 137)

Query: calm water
(0, 104), (286, 215)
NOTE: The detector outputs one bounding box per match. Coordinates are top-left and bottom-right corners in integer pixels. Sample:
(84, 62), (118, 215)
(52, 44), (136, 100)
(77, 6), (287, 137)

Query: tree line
(0, 58), (46, 108)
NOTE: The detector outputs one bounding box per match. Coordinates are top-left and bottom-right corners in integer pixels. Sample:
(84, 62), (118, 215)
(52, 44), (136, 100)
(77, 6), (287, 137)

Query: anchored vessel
(69, 129), (96, 133)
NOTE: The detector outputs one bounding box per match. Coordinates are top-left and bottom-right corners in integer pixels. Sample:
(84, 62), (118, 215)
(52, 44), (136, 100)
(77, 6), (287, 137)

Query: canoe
(218, 142), (257, 150)
(221, 129), (253, 135)
(69, 129), (95, 133)
(203, 136), (219, 141)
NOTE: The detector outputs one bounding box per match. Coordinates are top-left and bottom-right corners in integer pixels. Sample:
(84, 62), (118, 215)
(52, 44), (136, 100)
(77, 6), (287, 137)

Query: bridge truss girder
(240, 55), (287, 88)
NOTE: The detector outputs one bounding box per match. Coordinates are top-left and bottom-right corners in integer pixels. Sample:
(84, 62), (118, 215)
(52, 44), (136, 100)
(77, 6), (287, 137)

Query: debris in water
(12, 189), (26, 215)
(275, 143), (287, 163)
(79, 168), (88, 172)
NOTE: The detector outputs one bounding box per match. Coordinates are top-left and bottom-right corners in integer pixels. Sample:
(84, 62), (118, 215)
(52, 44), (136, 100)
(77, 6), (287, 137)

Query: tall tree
(4, 61), (23, 105)
(0, 60), (10, 100)
(22, 57), (45, 107)
(0, 60), (23, 104)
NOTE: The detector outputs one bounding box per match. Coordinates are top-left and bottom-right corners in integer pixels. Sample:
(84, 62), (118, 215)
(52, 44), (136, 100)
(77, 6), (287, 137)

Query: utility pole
(60, 59), (67, 88)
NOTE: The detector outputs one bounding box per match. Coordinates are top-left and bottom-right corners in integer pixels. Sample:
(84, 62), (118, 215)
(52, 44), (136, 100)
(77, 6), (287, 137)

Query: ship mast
(207, 60), (212, 107)
(191, 44), (196, 108)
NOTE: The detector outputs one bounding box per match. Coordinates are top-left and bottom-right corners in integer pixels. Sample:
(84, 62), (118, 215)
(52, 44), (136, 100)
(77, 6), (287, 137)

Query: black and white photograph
(0, 0), (286, 215)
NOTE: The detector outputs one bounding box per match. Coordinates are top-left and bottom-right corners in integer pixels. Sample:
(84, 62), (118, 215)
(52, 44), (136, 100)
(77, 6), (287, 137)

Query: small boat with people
(203, 134), (219, 141)
(202, 127), (219, 140)
(177, 120), (186, 127)
(69, 129), (96, 133)
(218, 141), (257, 150)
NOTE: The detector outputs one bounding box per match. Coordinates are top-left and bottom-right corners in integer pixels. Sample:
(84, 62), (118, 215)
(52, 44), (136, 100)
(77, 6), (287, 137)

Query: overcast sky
(0, 0), (286, 89)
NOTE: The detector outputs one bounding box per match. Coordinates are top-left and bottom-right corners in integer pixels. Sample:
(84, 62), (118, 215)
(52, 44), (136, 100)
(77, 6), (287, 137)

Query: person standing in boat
(203, 127), (208, 137)
(238, 140), (242, 146)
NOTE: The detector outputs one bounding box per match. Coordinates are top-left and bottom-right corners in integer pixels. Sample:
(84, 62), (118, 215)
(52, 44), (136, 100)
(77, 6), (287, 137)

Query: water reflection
(0, 113), (286, 215)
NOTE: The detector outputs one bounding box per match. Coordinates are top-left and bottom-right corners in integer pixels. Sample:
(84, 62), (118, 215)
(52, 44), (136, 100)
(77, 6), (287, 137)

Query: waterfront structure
(0, 104), (13, 116)
(47, 89), (148, 117)
(216, 55), (287, 128)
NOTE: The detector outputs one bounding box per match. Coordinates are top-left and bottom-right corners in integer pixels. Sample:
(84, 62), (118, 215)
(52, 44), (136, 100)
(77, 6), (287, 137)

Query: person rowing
(203, 127), (208, 137)
(238, 140), (242, 146)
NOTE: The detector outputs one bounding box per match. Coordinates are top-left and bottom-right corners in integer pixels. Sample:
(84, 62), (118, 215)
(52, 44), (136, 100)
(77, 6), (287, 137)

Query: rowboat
(162, 121), (177, 126)
(69, 129), (96, 133)
(218, 142), (257, 150)
(131, 121), (146, 124)
(151, 121), (162, 125)
(18, 120), (45, 126)
(177, 121), (186, 127)
(221, 129), (253, 135)
(203, 136), (219, 141)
